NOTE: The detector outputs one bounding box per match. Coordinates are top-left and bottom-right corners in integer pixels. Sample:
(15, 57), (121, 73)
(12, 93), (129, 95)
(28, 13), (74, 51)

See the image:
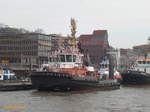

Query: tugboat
(121, 58), (150, 84)
(30, 19), (120, 91)
(31, 48), (120, 91)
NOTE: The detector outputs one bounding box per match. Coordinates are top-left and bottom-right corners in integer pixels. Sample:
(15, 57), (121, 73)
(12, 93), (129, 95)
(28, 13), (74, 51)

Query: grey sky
(0, 0), (150, 48)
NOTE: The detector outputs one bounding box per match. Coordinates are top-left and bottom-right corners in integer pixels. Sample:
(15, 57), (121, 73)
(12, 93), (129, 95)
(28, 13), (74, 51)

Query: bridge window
(60, 55), (65, 62)
(49, 58), (52, 62)
(73, 55), (76, 62)
(66, 55), (72, 62)
(143, 61), (146, 64)
(54, 57), (58, 62)
(101, 64), (104, 68)
(147, 61), (150, 64)
(105, 64), (108, 68)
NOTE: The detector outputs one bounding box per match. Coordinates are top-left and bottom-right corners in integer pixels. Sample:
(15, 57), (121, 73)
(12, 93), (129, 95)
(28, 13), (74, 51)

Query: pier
(0, 80), (34, 91)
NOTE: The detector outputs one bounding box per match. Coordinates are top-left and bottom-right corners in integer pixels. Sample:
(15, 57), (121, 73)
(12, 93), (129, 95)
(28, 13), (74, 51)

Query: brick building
(133, 44), (150, 58)
(119, 48), (137, 71)
(0, 33), (53, 70)
(79, 30), (109, 68)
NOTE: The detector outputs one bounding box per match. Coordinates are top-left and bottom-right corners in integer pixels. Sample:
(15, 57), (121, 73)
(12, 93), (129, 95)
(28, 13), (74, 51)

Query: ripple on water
(0, 86), (150, 112)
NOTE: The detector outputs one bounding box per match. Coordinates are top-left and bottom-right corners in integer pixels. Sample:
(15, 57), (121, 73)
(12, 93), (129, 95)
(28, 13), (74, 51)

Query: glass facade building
(0, 33), (52, 69)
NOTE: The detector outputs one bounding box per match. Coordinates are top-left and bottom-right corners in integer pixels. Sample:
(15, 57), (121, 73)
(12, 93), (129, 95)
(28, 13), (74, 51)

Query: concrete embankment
(0, 80), (34, 91)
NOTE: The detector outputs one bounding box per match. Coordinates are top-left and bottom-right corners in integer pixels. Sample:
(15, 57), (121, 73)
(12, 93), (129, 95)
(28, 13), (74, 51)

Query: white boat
(0, 68), (16, 80)
(99, 59), (122, 82)
(133, 58), (150, 73)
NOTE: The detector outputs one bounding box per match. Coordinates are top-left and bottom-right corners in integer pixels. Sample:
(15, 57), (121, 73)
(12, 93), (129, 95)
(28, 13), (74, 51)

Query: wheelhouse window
(147, 61), (150, 64)
(53, 57), (58, 62)
(60, 55), (65, 62)
(49, 57), (52, 62)
(57, 56), (60, 62)
(104, 64), (108, 68)
(143, 61), (146, 64)
(73, 55), (76, 62)
(49, 56), (59, 62)
(66, 55), (72, 62)
(101, 64), (104, 68)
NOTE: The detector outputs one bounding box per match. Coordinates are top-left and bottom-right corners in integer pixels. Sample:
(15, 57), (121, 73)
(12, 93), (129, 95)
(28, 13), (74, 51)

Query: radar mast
(68, 18), (77, 49)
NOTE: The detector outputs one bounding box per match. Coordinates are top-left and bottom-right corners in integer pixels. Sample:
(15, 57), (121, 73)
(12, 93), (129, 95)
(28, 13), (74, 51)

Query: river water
(0, 86), (150, 112)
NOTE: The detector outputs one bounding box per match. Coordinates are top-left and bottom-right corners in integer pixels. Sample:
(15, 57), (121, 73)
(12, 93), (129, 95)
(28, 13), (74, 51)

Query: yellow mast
(68, 18), (77, 49)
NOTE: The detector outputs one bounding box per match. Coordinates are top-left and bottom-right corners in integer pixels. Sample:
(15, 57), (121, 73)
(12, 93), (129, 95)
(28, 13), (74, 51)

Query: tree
(0, 26), (30, 34)
(34, 28), (44, 33)
(0, 23), (45, 34)
(0, 23), (8, 28)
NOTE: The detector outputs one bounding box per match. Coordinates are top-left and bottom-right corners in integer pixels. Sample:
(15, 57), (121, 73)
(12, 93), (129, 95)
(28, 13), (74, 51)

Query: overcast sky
(0, 0), (150, 48)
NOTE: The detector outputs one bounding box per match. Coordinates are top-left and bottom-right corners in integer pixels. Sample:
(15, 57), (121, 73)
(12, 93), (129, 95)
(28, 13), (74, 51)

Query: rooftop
(79, 30), (108, 40)
(0, 33), (49, 37)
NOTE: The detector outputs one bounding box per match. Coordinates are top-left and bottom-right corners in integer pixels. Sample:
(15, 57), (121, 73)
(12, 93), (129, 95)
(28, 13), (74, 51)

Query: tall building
(79, 30), (109, 68)
(119, 48), (136, 71)
(0, 33), (52, 70)
(51, 34), (69, 52)
(133, 44), (150, 58)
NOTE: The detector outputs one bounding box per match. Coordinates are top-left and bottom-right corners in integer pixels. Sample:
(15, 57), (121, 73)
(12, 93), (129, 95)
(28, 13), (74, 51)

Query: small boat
(121, 58), (150, 85)
(99, 58), (122, 83)
(0, 68), (16, 80)
(0, 68), (33, 91)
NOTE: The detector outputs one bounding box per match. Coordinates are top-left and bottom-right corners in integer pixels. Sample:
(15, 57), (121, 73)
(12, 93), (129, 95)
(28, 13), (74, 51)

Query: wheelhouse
(134, 59), (150, 73)
(46, 49), (84, 69)
(136, 59), (150, 65)
(49, 54), (78, 63)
